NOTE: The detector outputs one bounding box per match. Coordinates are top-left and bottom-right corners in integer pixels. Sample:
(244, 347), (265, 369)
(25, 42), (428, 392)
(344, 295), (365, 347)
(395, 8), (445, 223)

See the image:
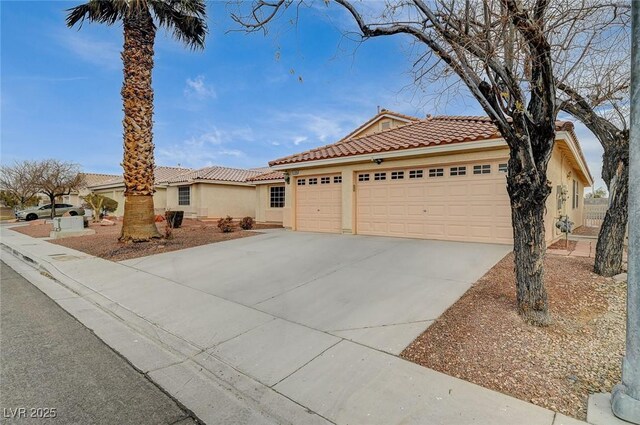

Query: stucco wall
(255, 184), (285, 223)
(282, 140), (589, 245)
(355, 117), (412, 138)
(166, 183), (256, 219)
(92, 188), (125, 216)
(545, 142), (586, 242)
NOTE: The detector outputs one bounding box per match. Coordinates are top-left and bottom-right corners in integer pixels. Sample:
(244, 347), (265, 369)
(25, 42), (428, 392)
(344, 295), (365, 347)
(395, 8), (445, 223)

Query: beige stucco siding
(255, 184), (285, 223)
(545, 142), (586, 242)
(166, 183), (255, 219)
(355, 117), (413, 137)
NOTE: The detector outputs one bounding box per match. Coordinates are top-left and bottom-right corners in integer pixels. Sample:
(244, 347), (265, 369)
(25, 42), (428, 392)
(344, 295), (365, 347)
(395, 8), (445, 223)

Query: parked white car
(15, 204), (85, 221)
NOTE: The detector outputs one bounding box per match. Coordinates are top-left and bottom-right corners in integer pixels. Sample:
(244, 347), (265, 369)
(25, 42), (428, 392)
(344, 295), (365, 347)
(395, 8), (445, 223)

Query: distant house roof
(246, 170), (286, 182)
(80, 173), (120, 188)
(163, 166), (267, 184)
(88, 166), (193, 189)
(269, 116), (575, 167)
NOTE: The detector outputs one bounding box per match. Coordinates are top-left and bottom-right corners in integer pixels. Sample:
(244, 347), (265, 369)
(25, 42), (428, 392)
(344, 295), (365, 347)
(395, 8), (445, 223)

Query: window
(572, 180), (579, 209)
(381, 121), (391, 130)
(358, 173), (370, 182)
(450, 166), (466, 176)
(391, 171), (404, 180)
(374, 172), (386, 181)
(409, 170), (424, 179)
(333, 176), (342, 183)
(428, 168), (444, 177)
(309, 178), (318, 185)
(320, 177), (330, 184)
(178, 186), (190, 206)
(297, 179), (305, 186)
(473, 164), (491, 174)
(270, 186), (285, 208)
(498, 163), (508, 173)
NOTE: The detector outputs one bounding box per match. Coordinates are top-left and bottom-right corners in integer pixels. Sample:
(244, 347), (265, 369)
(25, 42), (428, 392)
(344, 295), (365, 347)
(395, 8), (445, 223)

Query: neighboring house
(63, 173), (120, 206)
(247, 170), (287, 224)
(163, 166), (268, 219)
(88, 166), (192, 216)
(268, 113), (593, 245)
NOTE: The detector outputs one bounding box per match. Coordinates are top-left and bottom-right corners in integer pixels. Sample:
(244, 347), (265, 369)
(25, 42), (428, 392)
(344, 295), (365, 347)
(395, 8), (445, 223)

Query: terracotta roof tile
(270, 116), (574, 166)
(88, 166), (193, 188)
(164, 166), (265, 184)
(80, 173), (120, 188)
(246, 170), (286, 182)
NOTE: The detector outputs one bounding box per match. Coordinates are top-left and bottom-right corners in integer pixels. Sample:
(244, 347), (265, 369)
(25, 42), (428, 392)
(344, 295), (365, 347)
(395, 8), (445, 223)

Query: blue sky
(1, 1), (604, 190)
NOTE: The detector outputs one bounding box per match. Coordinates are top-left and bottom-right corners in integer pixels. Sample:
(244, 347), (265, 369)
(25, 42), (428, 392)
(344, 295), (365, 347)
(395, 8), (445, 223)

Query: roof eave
(270, 137), (508, 170)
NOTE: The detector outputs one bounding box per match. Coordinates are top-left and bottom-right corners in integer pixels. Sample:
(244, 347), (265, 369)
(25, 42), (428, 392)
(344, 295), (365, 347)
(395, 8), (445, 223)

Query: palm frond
(66, 0), (130, 28)
(150, 0), (208, 50)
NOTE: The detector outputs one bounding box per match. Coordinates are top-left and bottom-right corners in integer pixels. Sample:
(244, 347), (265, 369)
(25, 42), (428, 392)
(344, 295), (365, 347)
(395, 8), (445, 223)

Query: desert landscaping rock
(612, 273), (628, 283)
(401, 253), (625, 420)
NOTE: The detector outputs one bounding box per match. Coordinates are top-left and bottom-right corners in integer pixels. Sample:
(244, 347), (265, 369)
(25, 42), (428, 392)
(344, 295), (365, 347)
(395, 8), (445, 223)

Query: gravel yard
(11, 219), (281, 262)
(573, 226), (601, 237)
(401, 253), (625, 420)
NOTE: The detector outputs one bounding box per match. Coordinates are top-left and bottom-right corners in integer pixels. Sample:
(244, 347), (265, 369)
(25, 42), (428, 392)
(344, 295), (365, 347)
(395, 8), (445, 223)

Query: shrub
(217, 215), (234, 233)
(239, 216), (254, 230)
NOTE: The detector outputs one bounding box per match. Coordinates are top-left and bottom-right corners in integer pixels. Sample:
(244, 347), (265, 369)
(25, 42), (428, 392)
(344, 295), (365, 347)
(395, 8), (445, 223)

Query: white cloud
(155, 125), (253, 168)
(59, 32), (120, 70)
(184, 75), (216, 100)
(292, 136), (308, 145)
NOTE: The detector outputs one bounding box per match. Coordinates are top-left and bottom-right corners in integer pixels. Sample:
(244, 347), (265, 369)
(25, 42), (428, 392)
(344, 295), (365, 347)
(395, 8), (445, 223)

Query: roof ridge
(347, 117), (428, 141)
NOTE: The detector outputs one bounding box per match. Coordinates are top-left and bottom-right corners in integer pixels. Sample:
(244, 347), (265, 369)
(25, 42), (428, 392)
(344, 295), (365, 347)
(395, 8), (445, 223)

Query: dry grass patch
(401, 253), (625, 420)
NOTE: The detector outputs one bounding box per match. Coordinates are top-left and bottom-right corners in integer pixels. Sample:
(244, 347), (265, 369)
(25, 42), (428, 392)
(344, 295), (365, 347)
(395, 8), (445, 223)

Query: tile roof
(270, 116), (574, 166)
(340, 109), (421, 141)
(246, 170), (286, 182)
(87, 166), (193, 188)
(80, 173), (120, 188)
(164, 166), (266, 184)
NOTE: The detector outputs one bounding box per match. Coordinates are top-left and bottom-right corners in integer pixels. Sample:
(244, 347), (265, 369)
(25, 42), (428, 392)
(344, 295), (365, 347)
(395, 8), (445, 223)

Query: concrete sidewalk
(0, 227), (586, 425)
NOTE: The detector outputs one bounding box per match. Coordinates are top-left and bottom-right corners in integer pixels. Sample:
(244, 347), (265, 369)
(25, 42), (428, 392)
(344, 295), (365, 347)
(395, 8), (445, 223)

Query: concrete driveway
(123, 230), (510, 354)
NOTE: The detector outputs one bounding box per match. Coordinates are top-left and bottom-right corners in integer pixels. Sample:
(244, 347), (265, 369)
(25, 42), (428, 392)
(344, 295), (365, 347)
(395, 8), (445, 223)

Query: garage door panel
(296, 175), (341, 233)
(356, 163), (513, 244)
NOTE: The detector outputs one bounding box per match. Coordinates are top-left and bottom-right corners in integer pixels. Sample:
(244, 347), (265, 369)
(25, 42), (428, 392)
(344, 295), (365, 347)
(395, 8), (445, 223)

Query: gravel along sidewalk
(401, 253), (625, 420)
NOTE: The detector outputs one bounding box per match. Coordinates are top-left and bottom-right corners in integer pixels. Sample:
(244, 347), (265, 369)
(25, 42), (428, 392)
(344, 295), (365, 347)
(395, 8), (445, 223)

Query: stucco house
(162, 166), (282, 220)
(268, 112), (593, 245)
(63, 173), (120, 206)
(87, 166), (192, 216)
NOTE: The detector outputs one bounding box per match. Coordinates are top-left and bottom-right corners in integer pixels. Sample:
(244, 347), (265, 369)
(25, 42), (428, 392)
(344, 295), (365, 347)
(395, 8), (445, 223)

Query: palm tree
(66, 0), (207, 242)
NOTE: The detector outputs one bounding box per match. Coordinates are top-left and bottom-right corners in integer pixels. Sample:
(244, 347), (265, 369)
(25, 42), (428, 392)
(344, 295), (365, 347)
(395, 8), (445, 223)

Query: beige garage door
(356, 161), (512, 244)
(296, 174), (342, 233)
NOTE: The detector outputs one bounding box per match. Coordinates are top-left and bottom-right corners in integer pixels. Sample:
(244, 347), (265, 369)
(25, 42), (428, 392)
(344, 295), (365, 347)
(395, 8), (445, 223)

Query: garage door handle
(317, 209), (320, 212)
(423, 209), (427, 213)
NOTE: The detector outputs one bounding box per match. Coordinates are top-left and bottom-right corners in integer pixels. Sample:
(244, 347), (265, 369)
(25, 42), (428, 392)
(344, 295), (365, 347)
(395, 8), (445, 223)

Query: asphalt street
(0, 260), (198, 425)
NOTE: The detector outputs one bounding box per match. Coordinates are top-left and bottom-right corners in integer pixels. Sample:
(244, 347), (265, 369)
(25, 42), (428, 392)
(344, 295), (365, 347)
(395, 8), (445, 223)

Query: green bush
(217, 216), (234, 233)
(239, 216), (254, 230)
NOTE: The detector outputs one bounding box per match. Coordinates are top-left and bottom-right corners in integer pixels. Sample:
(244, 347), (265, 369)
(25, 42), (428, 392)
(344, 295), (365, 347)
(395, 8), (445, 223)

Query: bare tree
(553, 3), (631, 276)
(233, 0), (565, 325)
(35, 160), (84, 219)
(0, 160), (41, 209)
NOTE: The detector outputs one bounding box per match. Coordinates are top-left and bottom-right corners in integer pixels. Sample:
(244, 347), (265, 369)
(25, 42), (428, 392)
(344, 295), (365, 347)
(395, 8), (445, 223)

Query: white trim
(271, 137), (507, 170)
(556, 130), (594, 186)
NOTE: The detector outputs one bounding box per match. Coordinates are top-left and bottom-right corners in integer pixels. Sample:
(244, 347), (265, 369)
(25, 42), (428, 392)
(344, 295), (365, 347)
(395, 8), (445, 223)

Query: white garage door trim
(355, 161), (513, 244)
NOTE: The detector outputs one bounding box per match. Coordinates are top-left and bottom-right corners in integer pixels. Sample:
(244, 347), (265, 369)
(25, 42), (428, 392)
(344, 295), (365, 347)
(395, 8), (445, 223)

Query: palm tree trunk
(119, 9), (160, 242)
(595, 138), (629, 276)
